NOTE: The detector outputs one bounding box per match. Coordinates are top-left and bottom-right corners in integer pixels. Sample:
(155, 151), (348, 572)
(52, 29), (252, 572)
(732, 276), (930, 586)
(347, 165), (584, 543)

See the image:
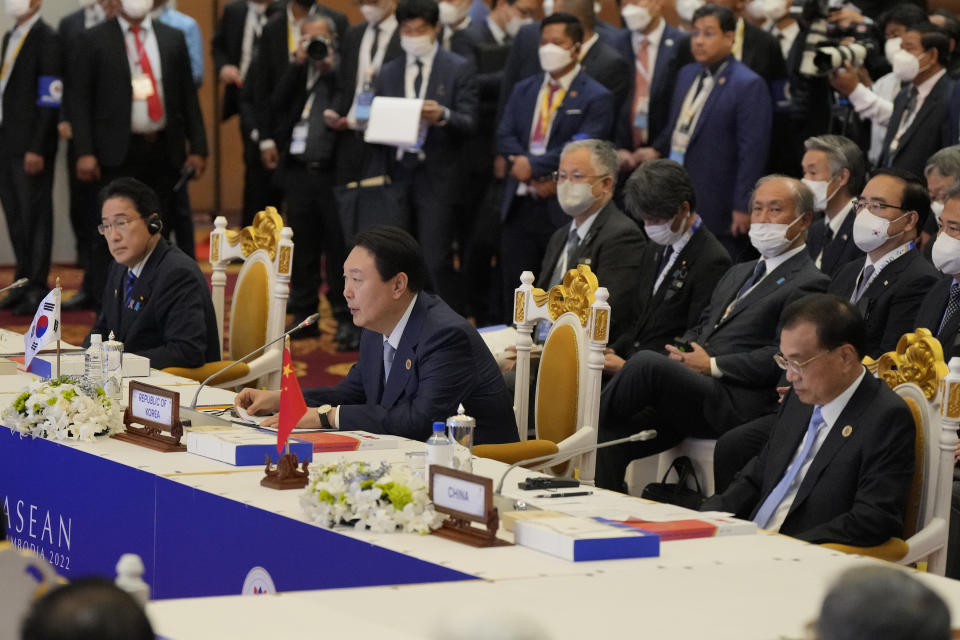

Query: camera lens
(307, 37), (329, 61)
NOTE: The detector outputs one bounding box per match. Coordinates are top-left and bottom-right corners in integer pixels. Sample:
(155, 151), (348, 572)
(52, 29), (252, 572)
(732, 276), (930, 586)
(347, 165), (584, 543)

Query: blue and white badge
(37, 76), (63, 108)
(355, 90), (374, 121)
(290, 121), (308, 155)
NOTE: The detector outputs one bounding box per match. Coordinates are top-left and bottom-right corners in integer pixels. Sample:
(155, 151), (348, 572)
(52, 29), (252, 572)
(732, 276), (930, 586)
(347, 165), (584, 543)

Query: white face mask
(542, 0), (554, 16)
(748, 216), (803, 257)
(802, 177), (840, 212)
(5, 0), (30, 18)
(557, 180), (600, 217)
(676, 0), (704, 23)
(645, 211), (689, 246)
(438, 1), (468, 26)
(505, 15), (532, 38)
(621, 4), (652, 32)
(538, 42), (574, 73)
(884, 36), (902, 66)
(852, 209), (907, 252)
(933, 232), (960, 275)
(761, 0), (788, 22)
(892, 48), (920, 83)
(121, 0), (153, 19)
(359, 3), (386, 24)
(932, 200), (945, 224)
(401, 34), (436, 59)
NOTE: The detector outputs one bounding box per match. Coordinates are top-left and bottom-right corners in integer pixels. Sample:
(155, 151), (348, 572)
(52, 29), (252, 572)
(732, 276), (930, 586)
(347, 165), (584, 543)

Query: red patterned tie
(130, 25), (164, 122)
(531, 82), (560, 147)
(632, 38), (650, 148)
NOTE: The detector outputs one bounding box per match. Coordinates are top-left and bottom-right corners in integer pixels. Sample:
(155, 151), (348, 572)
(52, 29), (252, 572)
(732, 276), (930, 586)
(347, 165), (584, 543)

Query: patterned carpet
(0, 253), (354, 390)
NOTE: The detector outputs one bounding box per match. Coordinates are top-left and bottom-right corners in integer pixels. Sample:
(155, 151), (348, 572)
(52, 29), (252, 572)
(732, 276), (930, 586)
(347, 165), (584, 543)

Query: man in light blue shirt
(153, 0), (204, 87)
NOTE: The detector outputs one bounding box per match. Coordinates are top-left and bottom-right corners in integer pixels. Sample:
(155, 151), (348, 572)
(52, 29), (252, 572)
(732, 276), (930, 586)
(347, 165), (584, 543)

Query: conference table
(3, 339), (960, 638)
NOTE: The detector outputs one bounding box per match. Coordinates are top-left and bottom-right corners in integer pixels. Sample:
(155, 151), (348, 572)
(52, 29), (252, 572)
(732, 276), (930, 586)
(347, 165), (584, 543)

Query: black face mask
(293, 0), (315, 8)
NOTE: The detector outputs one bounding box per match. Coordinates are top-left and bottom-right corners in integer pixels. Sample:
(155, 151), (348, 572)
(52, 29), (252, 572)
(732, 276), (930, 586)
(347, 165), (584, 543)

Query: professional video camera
(792, 0), (876, 77)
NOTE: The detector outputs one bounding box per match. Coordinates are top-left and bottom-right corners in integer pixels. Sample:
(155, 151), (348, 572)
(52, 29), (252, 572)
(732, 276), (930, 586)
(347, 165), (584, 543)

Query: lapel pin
(569, 90), (578, 98)
(841, 234), (848, 240)
(665, 38), (674, 46)
(842, 425), (853, 438)
(883, 280), (889, 286)
(776, 277), (785, 284)
(718, 77), (726, 85)
(405, 359), (412, 370)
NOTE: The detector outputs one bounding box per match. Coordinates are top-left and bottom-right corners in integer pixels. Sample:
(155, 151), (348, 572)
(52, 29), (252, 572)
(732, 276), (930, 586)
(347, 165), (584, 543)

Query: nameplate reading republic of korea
(429, 466), (511, 548)
(112, 381), (186, 452)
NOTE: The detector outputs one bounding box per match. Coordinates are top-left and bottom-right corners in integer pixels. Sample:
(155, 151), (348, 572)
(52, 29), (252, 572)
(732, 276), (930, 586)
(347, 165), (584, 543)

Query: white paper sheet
(364, 96), (424, 147)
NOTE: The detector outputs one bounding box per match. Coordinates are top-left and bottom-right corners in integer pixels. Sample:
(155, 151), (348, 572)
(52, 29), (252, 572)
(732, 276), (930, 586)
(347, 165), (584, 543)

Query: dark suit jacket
(211, 0), (282, 120)
(303, 293), (518, 443)
(653, 57), (771, 243)
(334, 19), (403, 116)
(270, 63), (339, 168)
(682, 250), (830, 417)
(741, 21), (787, 85)
(72, 18), (207, 168)
(89, 239), (220, 369)
(536, 202), (647, 344)
(916, 276), (960, 359)
(372, 48), (478, 188)
(614, 22), (692, 151)
(828, 249), (940, 359)
(806, 206), (863, 279)
(0, 19), (60, 159)
(57, 9), (85, 127)
(611, 222), (731, 358)
(463, 18), (509, 160)
(703, 374), (915, 547)
(497, 70), (614, 222)
(880, 73), (955, 178)
(579, 38), (631, 121)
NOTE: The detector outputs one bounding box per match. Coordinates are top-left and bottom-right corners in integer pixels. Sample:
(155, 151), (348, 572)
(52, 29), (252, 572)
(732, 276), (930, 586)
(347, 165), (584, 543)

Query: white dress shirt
(0, 11), (41, 126)
(348, 13), (398, 126)
(117, 15), (166, 134)
(485, 15), (507, 45)
(239, 1), (268, 80)
(847, 72), (900, 164)
(815, 199), (854, 269)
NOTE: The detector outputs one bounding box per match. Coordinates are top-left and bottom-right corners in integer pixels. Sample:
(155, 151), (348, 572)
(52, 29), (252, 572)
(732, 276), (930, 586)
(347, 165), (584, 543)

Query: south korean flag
(24, 288), (61, 368)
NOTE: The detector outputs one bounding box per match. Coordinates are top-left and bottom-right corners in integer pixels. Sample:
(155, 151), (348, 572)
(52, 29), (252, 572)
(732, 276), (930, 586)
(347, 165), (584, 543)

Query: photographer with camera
(267, 12), (349, 339)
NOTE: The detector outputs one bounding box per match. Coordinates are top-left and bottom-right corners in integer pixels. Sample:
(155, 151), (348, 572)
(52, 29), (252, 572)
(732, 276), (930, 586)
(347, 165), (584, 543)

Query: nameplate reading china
(429, 466), (510, 548)
(112, 381), (185, 452)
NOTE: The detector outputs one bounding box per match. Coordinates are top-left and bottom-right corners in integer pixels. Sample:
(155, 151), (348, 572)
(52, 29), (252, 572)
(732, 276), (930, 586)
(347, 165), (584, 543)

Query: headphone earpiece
(147, 214), (162, 235)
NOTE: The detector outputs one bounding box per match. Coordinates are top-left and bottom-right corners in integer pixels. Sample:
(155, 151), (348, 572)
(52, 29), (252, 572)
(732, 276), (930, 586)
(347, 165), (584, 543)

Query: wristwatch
(317, 404), (333, 429)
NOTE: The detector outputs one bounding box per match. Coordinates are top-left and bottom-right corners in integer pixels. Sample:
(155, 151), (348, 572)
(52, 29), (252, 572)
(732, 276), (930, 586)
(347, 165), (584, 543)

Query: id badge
(633, 111), (648, 131)
(355, 90), (374, 121)
(290, 121), (308, 155)
(131, 74), (154, 101)
(529, 140), (547, 156)
(669, 131), (689, 164)
(669, 147), (686, 164)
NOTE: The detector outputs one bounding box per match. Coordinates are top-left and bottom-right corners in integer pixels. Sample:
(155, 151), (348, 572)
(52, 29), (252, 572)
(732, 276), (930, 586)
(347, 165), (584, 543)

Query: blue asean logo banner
(37, 76), (63, 108)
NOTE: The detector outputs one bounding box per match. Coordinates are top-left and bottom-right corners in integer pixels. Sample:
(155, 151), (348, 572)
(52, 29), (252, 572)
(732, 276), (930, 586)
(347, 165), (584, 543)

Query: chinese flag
(277, 346), (307, 454)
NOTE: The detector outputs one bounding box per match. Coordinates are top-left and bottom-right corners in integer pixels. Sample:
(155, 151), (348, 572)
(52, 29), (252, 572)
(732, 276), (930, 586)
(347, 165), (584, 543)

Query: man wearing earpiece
(85, 177), (220, 370)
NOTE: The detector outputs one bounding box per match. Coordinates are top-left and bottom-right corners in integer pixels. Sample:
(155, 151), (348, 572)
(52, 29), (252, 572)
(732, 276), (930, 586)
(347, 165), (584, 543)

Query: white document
(364, 96), (423, 147)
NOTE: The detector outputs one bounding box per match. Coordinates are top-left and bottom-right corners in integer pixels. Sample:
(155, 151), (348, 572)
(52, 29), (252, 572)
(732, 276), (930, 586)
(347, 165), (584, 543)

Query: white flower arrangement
(2, 376), (123, 442)
(300, 460), (444, 534)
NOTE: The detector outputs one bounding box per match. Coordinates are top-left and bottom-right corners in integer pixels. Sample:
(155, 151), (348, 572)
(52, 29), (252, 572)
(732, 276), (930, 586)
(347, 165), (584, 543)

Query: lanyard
(537, 83), (566, 138)
(676, 62), (726, 135)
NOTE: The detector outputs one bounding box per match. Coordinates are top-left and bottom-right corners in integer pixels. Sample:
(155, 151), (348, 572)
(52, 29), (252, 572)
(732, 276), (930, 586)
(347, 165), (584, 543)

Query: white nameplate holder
(112, 381), (185, 452)
(429, 466), (511, 548)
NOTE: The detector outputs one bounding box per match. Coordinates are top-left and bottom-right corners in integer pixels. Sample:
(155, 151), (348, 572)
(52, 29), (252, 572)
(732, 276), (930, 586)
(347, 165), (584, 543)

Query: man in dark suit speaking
(87, 178), (220, 370)
(595, 175), (829, 491)
(703, 294), (915, 547)
(237, 226), (518, 445)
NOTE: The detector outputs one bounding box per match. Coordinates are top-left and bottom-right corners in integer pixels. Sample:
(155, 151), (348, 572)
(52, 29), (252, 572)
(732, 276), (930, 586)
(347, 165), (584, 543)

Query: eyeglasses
(773, 349), (832, 375)
(853, 199), (906, 215)
(552, 171), (607, 184)
(97, 218), (137, 235)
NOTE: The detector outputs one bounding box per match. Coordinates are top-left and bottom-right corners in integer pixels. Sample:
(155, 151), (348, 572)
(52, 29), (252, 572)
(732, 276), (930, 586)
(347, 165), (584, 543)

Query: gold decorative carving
(948, 384), (960, 420)
(872, 328), (948, 400)
(514, 291), (525, 323)
(211, 235), (220, 263)
(278, 246), (291, 275)
(593, 309), (609, 342)
(546, 265), (599, 326)
(531, 288), (549, 307)
(224, 207), (283, 260)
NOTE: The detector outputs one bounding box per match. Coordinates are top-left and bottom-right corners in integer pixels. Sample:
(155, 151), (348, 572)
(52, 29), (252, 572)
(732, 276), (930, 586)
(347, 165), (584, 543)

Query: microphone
(189, 313), (321, 409)
(0, 278), (29, 295)
(494, 429), (658, 495)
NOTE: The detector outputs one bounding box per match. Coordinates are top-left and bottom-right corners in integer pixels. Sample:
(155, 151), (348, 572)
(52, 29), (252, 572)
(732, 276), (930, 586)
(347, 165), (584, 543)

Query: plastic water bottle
(85, 334), (104, 386)
(425, 421), (454, 472)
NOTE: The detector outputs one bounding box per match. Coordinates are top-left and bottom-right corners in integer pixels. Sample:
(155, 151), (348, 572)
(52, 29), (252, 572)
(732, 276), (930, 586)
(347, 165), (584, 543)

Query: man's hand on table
(234, 388), (281, 415)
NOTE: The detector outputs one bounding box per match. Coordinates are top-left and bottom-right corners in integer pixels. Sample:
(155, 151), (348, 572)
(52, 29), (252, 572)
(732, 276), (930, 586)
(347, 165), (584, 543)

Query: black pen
(534, 491), (593, 499)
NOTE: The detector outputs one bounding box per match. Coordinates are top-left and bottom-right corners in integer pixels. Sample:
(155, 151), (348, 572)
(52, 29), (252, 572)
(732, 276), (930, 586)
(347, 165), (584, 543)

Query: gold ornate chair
(823, 329), (957, 576)
(163, 209), (294, 390)
(473, 266), (610, 485)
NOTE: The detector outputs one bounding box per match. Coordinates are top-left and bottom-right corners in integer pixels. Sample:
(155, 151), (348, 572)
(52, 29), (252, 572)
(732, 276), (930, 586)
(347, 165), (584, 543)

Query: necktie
(937, 281), (960, 341)
(631, 38), (650, 147)
(735, 260), (766, 301)
(551, 228), (579, 286)
(822, 223), (833, 245)
(753, 406), (825, 530)
(369, 26), (381, 64)
(129, 25), (164, 122)
(887, 86), (918, 164)
(125, 271), (137, 308)
(383, 341), (396, 382)
(656, 245), (674, 279)
(691, 69), (709, 101)
(531, 81), (561, 146)
(413, 58), (423, 97)
(852, 264), (874, 303)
